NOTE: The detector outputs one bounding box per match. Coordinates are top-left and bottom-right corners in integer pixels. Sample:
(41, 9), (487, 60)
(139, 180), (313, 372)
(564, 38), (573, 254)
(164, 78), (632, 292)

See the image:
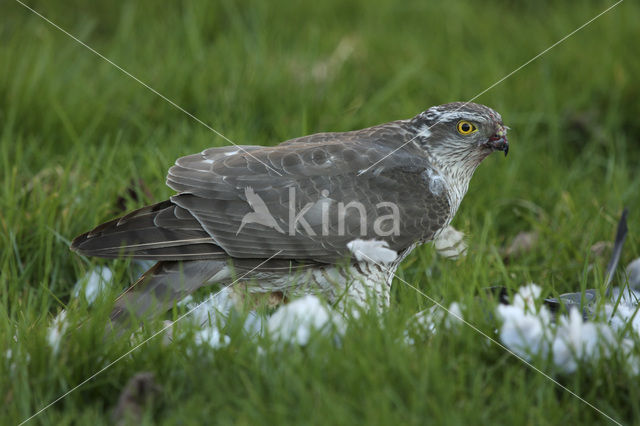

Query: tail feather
(71, 201), (227, 260)
(108, 260), (231, 333)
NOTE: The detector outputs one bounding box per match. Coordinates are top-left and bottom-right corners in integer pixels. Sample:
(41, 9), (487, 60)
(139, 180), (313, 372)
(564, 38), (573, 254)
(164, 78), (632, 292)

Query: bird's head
(412, 102), (509, 174)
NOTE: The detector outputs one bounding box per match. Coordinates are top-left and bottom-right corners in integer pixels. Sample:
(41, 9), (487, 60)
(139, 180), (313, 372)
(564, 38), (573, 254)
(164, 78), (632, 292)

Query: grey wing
(166, 139), (450, 263)
(72, 128), (449, 264)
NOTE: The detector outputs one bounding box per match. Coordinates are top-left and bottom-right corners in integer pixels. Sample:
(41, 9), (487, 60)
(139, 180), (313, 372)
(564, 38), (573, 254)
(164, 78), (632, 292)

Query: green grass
(2, 0), (640, 424)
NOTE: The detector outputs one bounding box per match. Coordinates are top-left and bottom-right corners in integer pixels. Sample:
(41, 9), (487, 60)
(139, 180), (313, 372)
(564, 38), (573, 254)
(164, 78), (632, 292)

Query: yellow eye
(457, 121), (477, 135)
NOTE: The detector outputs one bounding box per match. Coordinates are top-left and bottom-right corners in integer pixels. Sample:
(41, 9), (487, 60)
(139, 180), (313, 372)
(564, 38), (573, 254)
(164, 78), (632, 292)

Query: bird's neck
(429, 149), (485, 219)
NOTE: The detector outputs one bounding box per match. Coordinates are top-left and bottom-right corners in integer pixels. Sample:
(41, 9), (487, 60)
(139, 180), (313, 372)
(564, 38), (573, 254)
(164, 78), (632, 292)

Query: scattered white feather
(161, 320), (175, 346)
(619, 338), (640, 375)
(606, 287), (640, 335)
(496, 283), (640, 374)
(511, 283), (542, 310)
(406, 282), (640, 374)
(433, 226), (467, 259)
(267, 295), (345, 345)
(179, 294), (345, 349)
(242, 311), (266, 336)
(496, 303), (551, 360)
(405, 302), (463, 344)
(626, 257), (640, 289)
(178, 287), (267, 348)
(495, 284), (549, 360)
(552, 308), (615, 373)
(5, 347), (30, 374)
(188, 287), (235, 327)
(46, 310), (69, 355)
(177, 294), (194, 307)
(72, 266), (113, 304)
(193, 327), (231, 349)
(72, 261), (152, 305)
(347, 239), (398, 264)
(446, 302), (464, 326)
(610, 286), (640, 307)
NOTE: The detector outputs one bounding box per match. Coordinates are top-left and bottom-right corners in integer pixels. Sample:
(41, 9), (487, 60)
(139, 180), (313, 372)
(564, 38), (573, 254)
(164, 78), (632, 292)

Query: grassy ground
(2, 0), (640, 424)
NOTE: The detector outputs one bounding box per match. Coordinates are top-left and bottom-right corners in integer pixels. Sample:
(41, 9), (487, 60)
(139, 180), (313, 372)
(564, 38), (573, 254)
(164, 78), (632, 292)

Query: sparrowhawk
(71, 102), (509, 330)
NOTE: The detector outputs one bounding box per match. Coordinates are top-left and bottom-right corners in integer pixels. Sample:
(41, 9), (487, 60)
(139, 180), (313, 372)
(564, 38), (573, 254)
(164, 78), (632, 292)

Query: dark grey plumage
(71, 102), (509, 329)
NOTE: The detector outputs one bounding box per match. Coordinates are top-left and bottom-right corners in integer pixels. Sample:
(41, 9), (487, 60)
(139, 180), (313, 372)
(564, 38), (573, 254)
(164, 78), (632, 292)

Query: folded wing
(72, 128), (450, 263)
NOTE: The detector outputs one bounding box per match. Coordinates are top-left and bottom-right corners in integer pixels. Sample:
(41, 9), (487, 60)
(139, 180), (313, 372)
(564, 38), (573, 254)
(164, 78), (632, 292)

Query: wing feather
(70, 201), (226, 260)
(166, 136), (450, 263)
(73, 121), (450, 263)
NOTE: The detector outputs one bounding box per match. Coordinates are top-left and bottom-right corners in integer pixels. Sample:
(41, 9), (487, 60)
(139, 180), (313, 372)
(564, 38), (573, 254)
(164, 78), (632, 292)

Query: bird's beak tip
(484, 134), (509, 158)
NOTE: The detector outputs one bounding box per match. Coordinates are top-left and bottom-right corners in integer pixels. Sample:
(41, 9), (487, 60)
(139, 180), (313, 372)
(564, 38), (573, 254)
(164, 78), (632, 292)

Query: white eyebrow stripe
(425, 111), (487, 123)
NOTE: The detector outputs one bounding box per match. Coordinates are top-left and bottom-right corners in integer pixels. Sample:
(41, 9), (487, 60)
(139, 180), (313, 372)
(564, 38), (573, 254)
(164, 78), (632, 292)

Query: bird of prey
(71, 102), (509, 329)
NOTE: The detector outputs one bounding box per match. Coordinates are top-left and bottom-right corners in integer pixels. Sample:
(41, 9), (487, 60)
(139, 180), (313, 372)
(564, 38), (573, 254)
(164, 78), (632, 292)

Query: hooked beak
(484, 126), (509, 157)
